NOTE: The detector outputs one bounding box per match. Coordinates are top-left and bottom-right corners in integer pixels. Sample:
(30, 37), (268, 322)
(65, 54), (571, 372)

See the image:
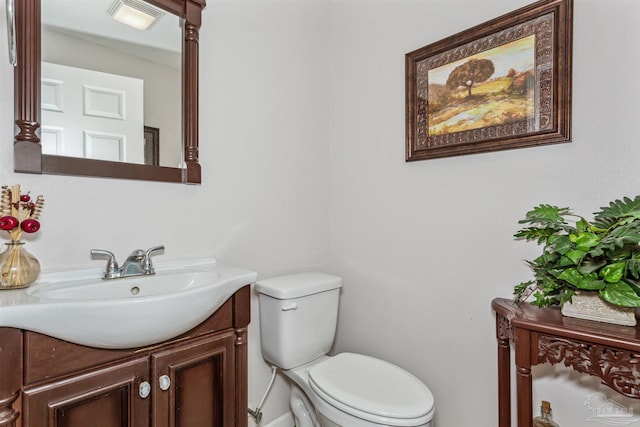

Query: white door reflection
(41, 62), (144, 163)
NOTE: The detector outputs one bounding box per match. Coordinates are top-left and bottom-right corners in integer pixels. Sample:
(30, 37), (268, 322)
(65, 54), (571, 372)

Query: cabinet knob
(139, 381), (151, 398)
(159, 375), (171, 391)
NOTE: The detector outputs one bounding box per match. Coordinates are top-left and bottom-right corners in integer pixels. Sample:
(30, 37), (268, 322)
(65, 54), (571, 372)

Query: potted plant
(513, 196), (640, 320)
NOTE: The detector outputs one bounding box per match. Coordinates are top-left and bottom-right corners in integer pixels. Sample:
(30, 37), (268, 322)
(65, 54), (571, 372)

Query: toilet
(255, 273), (435, 427)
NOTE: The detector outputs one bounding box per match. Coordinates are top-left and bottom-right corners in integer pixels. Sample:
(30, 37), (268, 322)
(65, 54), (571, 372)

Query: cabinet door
(22, 357), (150, 427)
(151, 331), (236, 427)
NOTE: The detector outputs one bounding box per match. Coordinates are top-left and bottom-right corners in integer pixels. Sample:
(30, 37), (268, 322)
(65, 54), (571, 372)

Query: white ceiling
(41, 0), (182, 54)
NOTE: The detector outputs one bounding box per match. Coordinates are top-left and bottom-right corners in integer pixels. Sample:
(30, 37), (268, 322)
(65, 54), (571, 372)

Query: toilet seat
(308, 353), (434, 426)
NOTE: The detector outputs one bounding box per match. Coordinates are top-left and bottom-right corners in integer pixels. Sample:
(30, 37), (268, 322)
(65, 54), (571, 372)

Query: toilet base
(290, 384), (320, 427)
(316, 412), (342, 427)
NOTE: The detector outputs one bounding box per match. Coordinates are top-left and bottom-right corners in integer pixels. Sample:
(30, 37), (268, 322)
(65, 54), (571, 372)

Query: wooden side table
(492, 298), (640, 427)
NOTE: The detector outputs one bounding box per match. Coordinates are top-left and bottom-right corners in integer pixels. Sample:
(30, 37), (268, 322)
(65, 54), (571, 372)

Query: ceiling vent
(107, 0), (165, 31)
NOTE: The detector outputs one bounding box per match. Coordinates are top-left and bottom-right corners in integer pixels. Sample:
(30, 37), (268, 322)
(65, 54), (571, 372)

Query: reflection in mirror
(41, 0), (182, 167)
(13, 0), (204, 183)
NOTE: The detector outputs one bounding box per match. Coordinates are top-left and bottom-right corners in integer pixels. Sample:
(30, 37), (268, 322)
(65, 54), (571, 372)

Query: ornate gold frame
(406, 0), (572, 161)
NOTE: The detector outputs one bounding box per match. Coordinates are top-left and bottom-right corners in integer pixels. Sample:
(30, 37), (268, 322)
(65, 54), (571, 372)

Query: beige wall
(1, 2), (330, 425)
(329, 0), (640, 426)
(3, 0), (640, 426)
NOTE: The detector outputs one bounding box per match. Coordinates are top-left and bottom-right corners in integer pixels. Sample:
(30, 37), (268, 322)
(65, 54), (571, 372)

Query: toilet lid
(308, 353), (434, 423)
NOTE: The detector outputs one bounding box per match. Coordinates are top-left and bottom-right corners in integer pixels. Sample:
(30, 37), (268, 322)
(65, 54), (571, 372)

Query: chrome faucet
(91, 245), (165, 279)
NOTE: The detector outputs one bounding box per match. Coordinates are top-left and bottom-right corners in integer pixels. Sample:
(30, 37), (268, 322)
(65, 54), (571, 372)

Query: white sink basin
(0, 258), (256, 349)
(30, 270), (222, 300)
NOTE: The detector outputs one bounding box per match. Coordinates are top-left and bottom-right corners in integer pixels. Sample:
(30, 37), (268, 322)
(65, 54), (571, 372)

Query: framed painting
(405, 0), (573, 161)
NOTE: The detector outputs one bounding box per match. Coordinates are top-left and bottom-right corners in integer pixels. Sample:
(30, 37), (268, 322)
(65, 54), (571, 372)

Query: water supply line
(248, 365), (278, 424)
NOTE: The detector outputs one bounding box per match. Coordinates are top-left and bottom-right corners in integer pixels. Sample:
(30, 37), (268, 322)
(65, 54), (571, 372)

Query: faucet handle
(91, 249), (120, 279)
(143, 245), (165, 274)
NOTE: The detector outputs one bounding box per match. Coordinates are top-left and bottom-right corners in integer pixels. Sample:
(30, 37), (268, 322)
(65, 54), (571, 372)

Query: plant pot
(0, 241), (40, 289)
(561, 291), (636, 326)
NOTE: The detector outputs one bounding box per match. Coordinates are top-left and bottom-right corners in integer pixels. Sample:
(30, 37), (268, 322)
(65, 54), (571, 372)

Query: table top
(492, 298), (640, 352)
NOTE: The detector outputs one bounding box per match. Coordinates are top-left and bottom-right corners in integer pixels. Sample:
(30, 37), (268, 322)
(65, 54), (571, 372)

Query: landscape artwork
(405, 0), (573, 161)
(427, 35), (535, 137)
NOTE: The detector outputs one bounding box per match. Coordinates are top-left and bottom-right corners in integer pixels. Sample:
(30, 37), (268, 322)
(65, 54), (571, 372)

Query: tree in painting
(445, 58), (495, 98)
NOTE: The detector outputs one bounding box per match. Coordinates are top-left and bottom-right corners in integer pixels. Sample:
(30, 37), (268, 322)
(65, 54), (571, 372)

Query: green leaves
(600, 281), (640, 307)
(565, 249), (586, 265)
(514, 196), (640, 308)
(515, 205), (572, 244)
(558, 269), (602, 289)
(600, 262), (626, 283)
(628, 258), (640, 279)
(518, 204), (571, 228)
(514, 227), (559, 244)
(593, 196), (640, 229)
(513, 280), (534, 304)
(514, 278), (576, 308)
(569, 232), (600, 251)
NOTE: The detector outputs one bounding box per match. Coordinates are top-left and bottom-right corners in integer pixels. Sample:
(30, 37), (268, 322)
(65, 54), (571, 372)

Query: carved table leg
(496, 314), (512, 427)
(515, 327), (533, 427)
(516, 366), (533, 427)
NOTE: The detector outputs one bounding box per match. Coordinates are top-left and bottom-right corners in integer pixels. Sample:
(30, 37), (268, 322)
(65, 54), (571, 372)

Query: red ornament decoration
(0, 185), (45, 240)
(0, 185), (44, 289)
(0, 216), (19, 231)
(20, 219), (40, 233)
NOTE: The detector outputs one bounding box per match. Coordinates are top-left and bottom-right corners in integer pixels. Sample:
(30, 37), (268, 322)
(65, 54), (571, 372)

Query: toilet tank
(255, 273), (342, 370)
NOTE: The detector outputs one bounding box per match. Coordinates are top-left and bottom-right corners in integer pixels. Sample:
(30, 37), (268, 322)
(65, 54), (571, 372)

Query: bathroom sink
(29, 270), (222, 300)
(0, 258), (256, 349)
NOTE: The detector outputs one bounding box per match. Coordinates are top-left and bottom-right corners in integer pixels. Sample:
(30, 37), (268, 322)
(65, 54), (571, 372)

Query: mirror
(13, 0), (205, 183)
(41, 0), (182, 168)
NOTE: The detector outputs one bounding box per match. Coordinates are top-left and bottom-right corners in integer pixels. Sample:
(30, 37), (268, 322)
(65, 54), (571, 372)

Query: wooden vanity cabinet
(22, 357), (151, 427)
(151, 331), (236, 427)
(0, 285), (251, 427)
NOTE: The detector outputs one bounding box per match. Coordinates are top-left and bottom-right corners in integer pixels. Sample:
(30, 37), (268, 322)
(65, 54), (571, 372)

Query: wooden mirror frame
(13, 0), (204, 184)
